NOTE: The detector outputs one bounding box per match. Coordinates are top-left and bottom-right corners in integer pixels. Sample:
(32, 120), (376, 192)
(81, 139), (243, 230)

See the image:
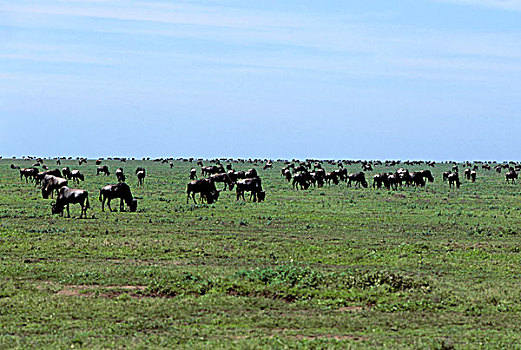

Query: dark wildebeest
(447, 173), (461, 188)
(201, 165), (225, 177)
(99, 183), (137, 212)
(35, 169), (63, 186)
(62, 167), (72, 180)
(506, 170), (518, 184)
(78, 158), (87, 165)
(283, 169), (292, 182)
(71, 170), (84, 184)
(244, 168), (258, 178)
(10, 164), (20, 169)
(210, 173), (235, 191)
(292, 172), (311, 190)
(97, 165), (110, 176)
(348, 172), (368, 188)
(325, 172), (339, 185)
(410, 170), (434, 187)
(96, 159), (102, 165)
(442, 171), (452, 181)
(116, 168), (126, 182)
(464, 168), (471, 180)
(137, 170), (146, 186)
(189, 168), (198, 180)
(41, 175), (68, 199)
(186, 178), (219, 204)
(236, 177), (265, 202)
(373, 173), (390, 190)
(470, 170), (477, 183)
(263, 162), (273, 170)
(51, 187), (90, 219)
(19, 168), (38, 183)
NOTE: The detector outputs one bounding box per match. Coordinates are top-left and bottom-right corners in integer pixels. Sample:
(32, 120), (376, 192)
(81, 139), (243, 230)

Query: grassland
(1, 158), (521, 349)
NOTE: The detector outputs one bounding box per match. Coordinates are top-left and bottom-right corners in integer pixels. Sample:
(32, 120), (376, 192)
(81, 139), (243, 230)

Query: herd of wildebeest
(6, 156), (521, 219)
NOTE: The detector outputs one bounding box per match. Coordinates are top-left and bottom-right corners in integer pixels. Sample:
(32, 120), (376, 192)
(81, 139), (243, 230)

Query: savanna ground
(1, 158), (521, 349)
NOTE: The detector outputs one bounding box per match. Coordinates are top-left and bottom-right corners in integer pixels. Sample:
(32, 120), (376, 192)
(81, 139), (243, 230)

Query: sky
(1, 0), (521, 161)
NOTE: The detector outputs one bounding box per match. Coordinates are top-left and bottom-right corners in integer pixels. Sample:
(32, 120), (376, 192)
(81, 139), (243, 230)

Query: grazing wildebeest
(78, 158), (87, 165)
(70, 170), (84, 184)
(263, 162), (272, 170)
(447, 173), (461, 188)
(51, 187), (90, 219)
(470, 170), (477, 183)
(97, 165), (110, 176)
(35, 169), (63, 186)
(410, 170), (434, 187)
(292, 172), (311, 190)
(137, 170), (146, 186)
(96, 159), (102, 165)
(116, 168), (126, 182)
(62, 167), (72, 180)
(99, 183), (137, 212)
(373, 173), (390, 190)
(348, 172), (368, 188)
(325, 172), (339, 185)
(10, 164), (20, 169)
(442, 171), (452, 181)
(236, 177), (264, 202)
(506, 170), (518, 184)
(41, 175), (68, 199)
(201, 165), (224, 177)
(464, 168), (471, 180)
(210, 173), (235, 191)
(186, 178), (219, 204)
(19, 168), (38, 183)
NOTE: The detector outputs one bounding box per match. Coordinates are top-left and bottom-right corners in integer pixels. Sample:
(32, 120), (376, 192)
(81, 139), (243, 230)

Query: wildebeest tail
(85, 195), (90, 209)
(99, 190), (103, 202)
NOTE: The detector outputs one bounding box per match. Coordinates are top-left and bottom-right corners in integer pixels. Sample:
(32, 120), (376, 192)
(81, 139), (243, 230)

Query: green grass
(1, 158), (521, 348)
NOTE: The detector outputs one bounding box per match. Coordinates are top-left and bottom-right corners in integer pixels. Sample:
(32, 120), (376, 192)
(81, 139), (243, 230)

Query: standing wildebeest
(442, 171), (452, 181)
(292, 172), (311, 190)
(244, 168), (258, 178)
(189, 168), (198, 180)
(201, 165), (224, 176)
(99, 183), (137, 212)
(283, 169), (292, 182)
(51, 187), (90, 218)
(373, 173), (390, 190)
(186, 178), (219, 204)
(325, 172), (339, 185)
(19, 168), (38, 183)
(97, 165), (110, 176)
(506, 170), (518, 184)
(348, 172), (368, 188)
(210, 173), (235, 191)
(71, 170), (84, 184)
(137, 170), (146, 186)
(35, 169), (63, 186)
(62, 167), (72, 180)
(116, 168), (126, 182)
(410, 170), (434, 187)
(464, 168), (471, 180)
(41, 175), (68, 199)
(236, 177), (265, 202)
(470, 170), (477, 183)
(447, 173), (461, 188)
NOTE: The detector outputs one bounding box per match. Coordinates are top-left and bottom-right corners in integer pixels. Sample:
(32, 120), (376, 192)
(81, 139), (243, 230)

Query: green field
(1, 158), (521, 349)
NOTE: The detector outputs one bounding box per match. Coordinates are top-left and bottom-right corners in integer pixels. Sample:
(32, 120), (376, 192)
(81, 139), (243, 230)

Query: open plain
(1, 158), (521, 349)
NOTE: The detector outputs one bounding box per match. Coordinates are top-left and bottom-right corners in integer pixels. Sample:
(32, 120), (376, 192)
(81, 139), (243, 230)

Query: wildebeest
(470, 170), (477, 183)
(292, 172), (311, 190)
(410, 170), (434, 187)
(236, 177), (265, 202)
(325, 172), (339, 185)
(210, 173), (235, 191)
(116, 168), (126, 182)
(136, 170), (146, 186)
(283, 169), (292, 182)
(447, 173), (461, 188)
(201, 165), (224, 176)
(62, 167), (72, 180)
(442, 171), (452, 181)
(41, 175), (68, 199)
(347, 172), (368, 188)
(189, 168), (198, 180)
(35, 169), (63, 186)
(19, 168), (38, 183)
(244, 168), (258, 178)
(51, 187), (90, 219)
(464, 168), (471, 180)
(97, 165), (110, 176)
(99, 183), (138, 212)
(10, 164), (20, 169)
(506, 170), (518, 184)
(373, 173), (390, 190)
(70, 170), (84, 184)
(186, 178), (219, 204)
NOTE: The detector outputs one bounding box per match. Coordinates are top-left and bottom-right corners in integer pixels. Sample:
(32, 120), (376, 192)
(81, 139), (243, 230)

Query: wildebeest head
(51, 202), (63, 215)
(361, 180), (368, 188)
(129, 198), (138, 212)
(257, 191), (266, 202)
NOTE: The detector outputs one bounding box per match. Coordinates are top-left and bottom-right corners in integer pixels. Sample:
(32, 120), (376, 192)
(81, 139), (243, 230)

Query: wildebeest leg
(107, 198), (113, 212)
(66, 204), (70, 218)
(120, 198), (125, 211)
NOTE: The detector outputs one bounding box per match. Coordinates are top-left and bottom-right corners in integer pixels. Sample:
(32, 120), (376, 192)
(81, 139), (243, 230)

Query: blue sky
(1, 0), (521, 160)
